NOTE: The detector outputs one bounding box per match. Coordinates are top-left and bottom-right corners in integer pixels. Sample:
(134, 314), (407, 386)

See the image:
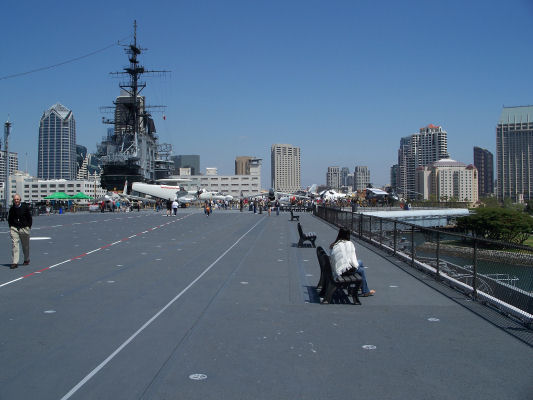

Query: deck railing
(314, 205), (533, 327)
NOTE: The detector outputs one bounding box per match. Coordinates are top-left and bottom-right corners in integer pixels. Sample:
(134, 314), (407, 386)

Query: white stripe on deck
(60, 216), (265, 400)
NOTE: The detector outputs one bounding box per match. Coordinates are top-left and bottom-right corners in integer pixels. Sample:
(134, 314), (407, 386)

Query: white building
(0, 152), (19, 185)
(7, 171), (107, 204)
(173, 159), (263, 198)
(183, 175), (261, 198)
(397, 124), (449, 198)
(353, 166), (370, 191)
(415, 159), (478, 204)
(326, 166), (341, 189)
(271, 144), (301, 192)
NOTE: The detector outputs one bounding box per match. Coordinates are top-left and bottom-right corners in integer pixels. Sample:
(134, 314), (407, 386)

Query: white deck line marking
(48, 260), (72, 269)
(111, 241), (121, 245)
(128, 235), (136, 239)
(141, 231), (148, 234)
(0, 213), (195, 289)
(60, 216), (265, 400)
(0, 277), (23, 288)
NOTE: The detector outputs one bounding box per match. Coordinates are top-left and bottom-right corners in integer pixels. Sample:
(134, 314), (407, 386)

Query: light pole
(3, 120), (11, 210)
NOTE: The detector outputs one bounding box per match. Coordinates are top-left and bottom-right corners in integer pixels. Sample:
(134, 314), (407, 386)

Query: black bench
(290, 210), (299, 221)
(316, 246), (361, 305)
(297, 222), (316, 247)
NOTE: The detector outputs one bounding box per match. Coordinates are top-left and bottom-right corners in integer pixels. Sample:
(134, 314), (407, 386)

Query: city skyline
(1, 1), (532, 188)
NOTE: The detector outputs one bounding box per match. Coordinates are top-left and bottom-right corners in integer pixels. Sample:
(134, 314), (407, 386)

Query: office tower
(326, 166), (341, 189)
(172, 155), (200, 175)
(235, 156), (254, 175)
(340, 167), (349, 187)
(497, 106), (533, 202)
(397, 124), (449, 198)
(473, 147), (494, 198)
(38, 103), (77, 180)
(0, 152), (19, 185)
(416, 159), (478, 204)
(346, 173), (354, 188)
(353, 166), (370, 191)
(271, 144), (301, 192)
(390, 164), (399, 192)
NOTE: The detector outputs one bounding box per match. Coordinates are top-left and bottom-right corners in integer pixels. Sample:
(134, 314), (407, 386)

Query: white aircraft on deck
(131, 179), (233, 204)
(319, 189), (347, 202)
(277, 184), (318, 204)
(197, 189), (233, 202)
(131, 182), (196, 204)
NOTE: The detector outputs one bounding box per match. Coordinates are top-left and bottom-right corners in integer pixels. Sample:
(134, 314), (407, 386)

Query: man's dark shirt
(8, 203), (32, 229)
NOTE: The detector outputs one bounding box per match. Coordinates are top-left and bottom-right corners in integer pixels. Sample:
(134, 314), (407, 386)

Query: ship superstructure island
(98, 21), (172, 192)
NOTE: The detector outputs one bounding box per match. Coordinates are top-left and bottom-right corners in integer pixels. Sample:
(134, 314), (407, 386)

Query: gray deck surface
(0, 209), (531, 400)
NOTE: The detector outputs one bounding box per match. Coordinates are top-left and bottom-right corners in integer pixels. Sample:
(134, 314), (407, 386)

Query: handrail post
(473, 238), (478, 300)
(393, 221), (397, 255)
(369, 216), (372, 242)
(351, 207), (354, 235)
(359, 214), (363, 239)
(379, 218), (383, 247)
(411, 225), (415, 268)
(436, 231), (440, 280)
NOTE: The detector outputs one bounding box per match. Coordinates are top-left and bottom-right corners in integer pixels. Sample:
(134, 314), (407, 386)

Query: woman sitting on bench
(329, 227), (376, 297)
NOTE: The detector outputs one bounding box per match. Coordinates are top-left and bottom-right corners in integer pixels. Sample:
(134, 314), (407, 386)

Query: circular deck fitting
(189, 373), (207, 381)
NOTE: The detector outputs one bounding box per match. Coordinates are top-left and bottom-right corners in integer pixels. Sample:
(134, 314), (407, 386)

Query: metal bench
(316, 246), (362, 305)
(297, 222), (316, 247)
(290, 210), (300, 221)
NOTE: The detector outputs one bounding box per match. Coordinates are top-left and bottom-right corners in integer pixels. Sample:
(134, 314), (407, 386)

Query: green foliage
(478, 196), (499, 208)
(457, 207), (533, 244)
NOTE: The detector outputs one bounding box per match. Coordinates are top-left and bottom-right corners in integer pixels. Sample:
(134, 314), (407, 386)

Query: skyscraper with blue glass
(38, 103), (77, 180)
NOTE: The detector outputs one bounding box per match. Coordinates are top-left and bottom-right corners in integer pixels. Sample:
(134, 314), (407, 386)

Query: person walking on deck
(8, 194), (32, 269)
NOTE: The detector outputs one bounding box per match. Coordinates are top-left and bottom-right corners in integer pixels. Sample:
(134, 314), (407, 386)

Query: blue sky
(1, 0), (532, 188)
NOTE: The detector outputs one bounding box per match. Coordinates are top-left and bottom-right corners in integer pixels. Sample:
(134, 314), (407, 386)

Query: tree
(456, 207), (533, 244)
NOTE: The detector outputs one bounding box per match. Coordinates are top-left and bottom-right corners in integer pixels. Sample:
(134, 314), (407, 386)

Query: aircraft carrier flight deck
(0, 209), (531, 400)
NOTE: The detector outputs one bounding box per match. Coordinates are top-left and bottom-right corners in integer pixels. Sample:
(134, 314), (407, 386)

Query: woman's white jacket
(330, 240), (360, 278)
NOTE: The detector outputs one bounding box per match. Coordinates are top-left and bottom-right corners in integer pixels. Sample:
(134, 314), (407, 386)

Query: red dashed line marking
(0, 213), (193, 289)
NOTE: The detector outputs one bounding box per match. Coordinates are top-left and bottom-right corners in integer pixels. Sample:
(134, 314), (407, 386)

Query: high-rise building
(346, 173), (354, 188)
(390, 164), (399, 192)
(0, 152), (19, 185)
(496, 106), (533, 202)
(415, 159), (478, 204)
(326, 166), (341, 189)
(340, 167), (350, 187)
(172, 155), (200, 175)
(473, 146), (494, 198)
(271, 144), (300, 192)
(353, 166), (370, 191)
(397, 124), (449, 198)
(235, 156), (254, 175)
(38, 103), (77, 180)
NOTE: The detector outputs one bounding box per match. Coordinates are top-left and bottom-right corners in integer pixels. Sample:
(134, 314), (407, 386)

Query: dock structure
(0, 210), (531, 399)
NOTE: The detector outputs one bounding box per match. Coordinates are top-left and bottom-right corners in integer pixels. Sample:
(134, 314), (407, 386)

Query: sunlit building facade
(38, 103), (77, 180)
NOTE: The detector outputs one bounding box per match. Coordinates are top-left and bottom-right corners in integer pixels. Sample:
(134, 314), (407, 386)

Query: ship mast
(99, 21), (170, 190)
